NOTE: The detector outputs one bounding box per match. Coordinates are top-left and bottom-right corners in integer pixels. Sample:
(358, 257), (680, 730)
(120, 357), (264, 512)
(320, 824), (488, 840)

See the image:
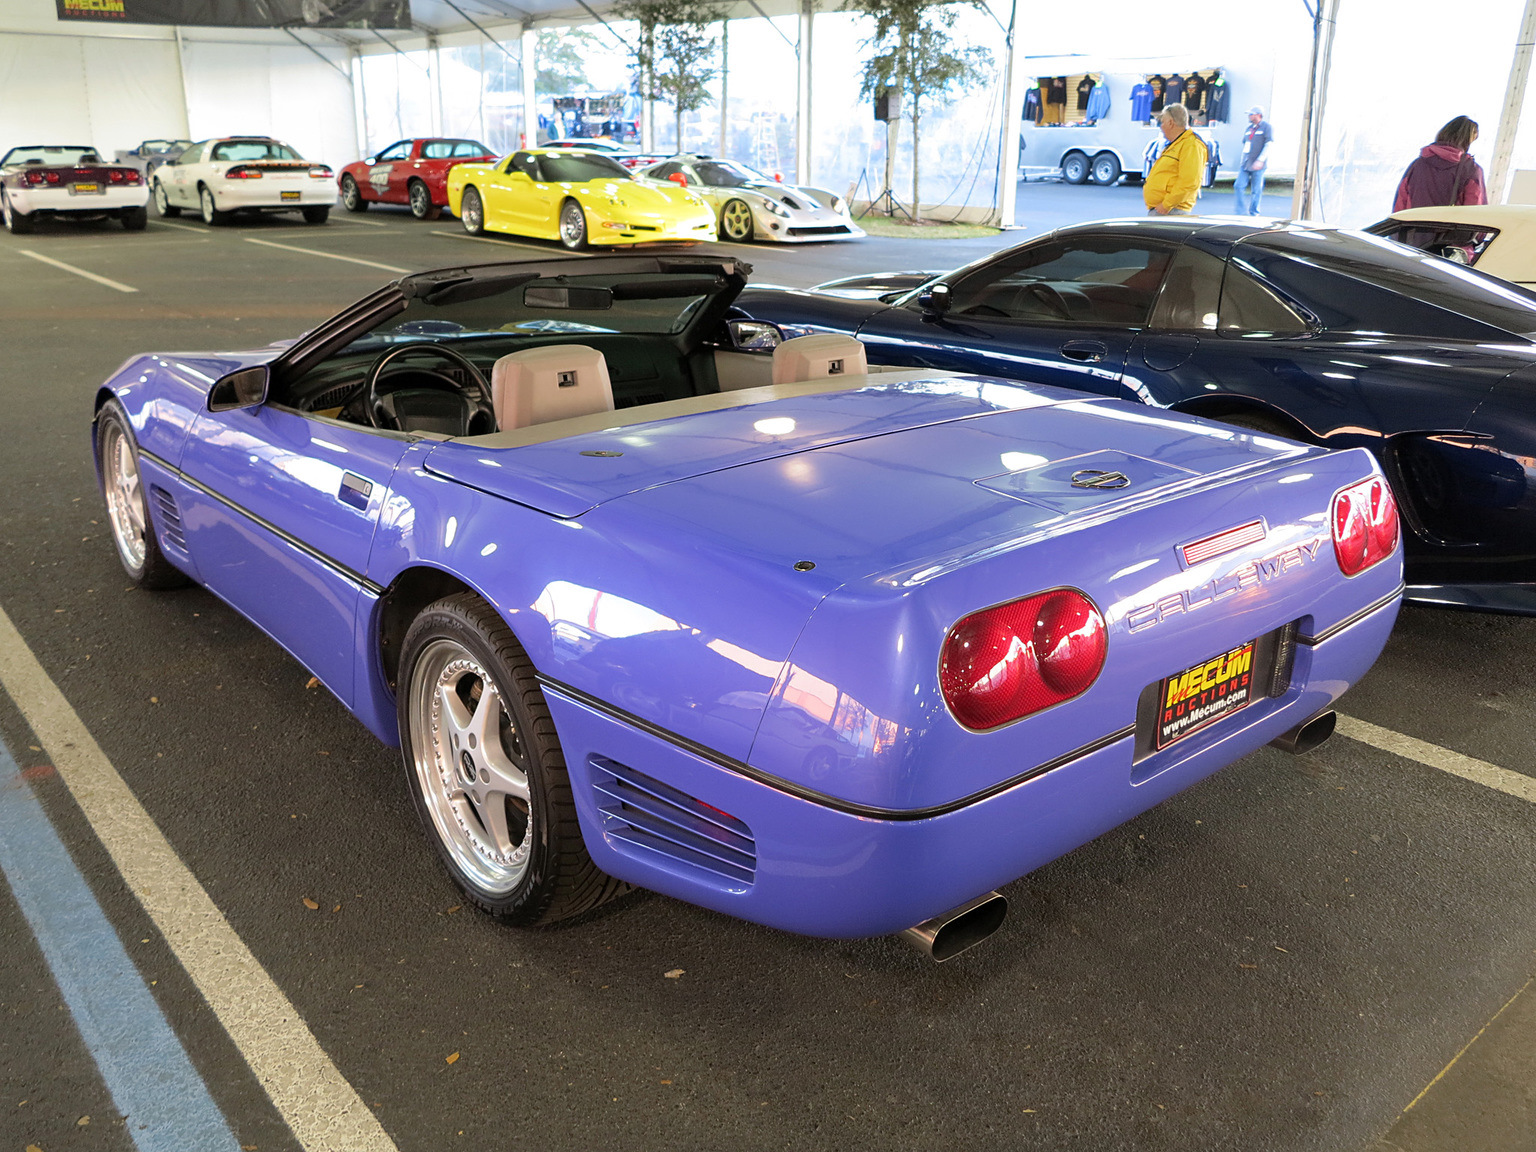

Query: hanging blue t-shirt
(1130, 83), (1153, 122)
(1086, 80), (1111, 122)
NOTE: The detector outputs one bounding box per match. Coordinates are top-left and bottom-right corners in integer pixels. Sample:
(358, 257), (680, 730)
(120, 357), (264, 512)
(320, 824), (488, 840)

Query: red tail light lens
(226, 165), (263, 179)
(1331, 476), (1399, 576)
(309, 165), (333, 178)
(25, 170), (62, 186)
(107, 169), (127, 184)
(940, 589), (1107, 730)
(126, 170), (142, 185)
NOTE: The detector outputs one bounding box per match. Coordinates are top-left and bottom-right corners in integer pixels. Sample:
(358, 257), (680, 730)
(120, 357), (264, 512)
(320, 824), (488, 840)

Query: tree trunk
(911, 98), (921, 220)
(676, 98), (684, 153)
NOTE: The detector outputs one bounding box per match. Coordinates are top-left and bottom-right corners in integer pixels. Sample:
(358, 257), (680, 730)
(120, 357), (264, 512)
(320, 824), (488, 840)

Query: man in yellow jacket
(1144, 103), (1207, 215)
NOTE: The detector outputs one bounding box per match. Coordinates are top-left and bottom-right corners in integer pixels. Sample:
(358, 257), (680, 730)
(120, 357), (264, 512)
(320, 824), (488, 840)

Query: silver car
(638, 155), (864, 243)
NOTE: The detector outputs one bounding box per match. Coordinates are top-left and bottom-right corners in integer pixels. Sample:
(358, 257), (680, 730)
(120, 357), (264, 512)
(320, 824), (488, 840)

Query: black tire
(95, 399), (190, 590)
(303, 206), (330, 225)
(408, 179), (440, 220)
(2, 190), (34, 235)
(460, 186), (486, 236)
(397, 594), (624, 925)
(1217, 410), (1297, 438)
(558, 198), (588, 250)
(719, 198), (754, 241)
(1061, 152), (1089, 185)
(122, 205), (148, 231)
(1090, 152), (1122, 186)
(152, 180), (180, 217)
(199, 185), (231, 226)
(340, 174), (368, 212)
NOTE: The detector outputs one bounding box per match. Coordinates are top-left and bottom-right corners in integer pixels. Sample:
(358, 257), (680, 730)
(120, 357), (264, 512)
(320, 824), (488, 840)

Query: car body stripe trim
(1296, 585), (1404, 646)
(136, 448), (387, 597)
(538, 675), (1136, 821)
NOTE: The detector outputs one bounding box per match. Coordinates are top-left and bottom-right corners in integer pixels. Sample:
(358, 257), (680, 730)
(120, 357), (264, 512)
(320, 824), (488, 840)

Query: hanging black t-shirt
(1047, 76), (1068, 104)
(1148, 75), (1166, 114)
(1076, 76), (1096, 111)
(1184, 73), (1205, 112)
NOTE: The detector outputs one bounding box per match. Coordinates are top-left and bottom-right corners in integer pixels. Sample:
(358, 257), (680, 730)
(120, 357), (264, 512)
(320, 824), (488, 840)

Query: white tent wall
(182, 41), (359, 167)
(0, 32), (188, 154)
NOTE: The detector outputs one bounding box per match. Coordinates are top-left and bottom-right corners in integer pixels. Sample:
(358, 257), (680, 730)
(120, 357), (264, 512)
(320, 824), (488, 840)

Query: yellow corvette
(446, 149), (717, 249)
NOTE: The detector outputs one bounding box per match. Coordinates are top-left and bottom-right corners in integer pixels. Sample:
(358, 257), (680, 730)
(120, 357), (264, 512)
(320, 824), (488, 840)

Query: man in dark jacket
(1234, 106), (1271, 215)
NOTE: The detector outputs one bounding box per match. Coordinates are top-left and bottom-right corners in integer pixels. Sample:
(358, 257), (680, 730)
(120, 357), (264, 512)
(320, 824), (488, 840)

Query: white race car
(152, 137), (336, 226)
(638, 155), (864, 243)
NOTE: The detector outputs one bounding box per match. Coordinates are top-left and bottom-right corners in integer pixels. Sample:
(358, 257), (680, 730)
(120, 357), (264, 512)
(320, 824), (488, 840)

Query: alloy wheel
(101, 419), (148, 573)
(721, 199), (754, 241)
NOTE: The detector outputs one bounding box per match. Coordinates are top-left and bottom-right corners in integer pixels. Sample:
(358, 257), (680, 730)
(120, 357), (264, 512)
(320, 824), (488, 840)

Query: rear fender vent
(149, 485), (187, 551)
(590, 757), (756, 890)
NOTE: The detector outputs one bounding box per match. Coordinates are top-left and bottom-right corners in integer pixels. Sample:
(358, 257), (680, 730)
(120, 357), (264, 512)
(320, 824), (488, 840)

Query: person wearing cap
(1234, 106), (1272, 215)
(1144, 103), (1207, 215)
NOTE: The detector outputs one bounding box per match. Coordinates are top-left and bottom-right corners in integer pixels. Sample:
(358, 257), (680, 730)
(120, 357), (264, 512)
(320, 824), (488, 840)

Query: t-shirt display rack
(1023, 68), (1228, 128)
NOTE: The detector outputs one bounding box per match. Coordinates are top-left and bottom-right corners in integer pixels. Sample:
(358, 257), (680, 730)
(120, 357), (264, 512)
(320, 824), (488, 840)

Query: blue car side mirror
(208, 365), (270, 412)
(919, 283), (951, 318)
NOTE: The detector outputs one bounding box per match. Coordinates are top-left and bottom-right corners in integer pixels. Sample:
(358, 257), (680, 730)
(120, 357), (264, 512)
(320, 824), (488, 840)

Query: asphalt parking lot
(1, 199), (1533, 1152)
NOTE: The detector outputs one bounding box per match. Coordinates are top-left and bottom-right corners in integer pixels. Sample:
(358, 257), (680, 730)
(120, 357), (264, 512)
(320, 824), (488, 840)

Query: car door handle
(338, 472), (373, 510)
(1061, 340), (1108, 363)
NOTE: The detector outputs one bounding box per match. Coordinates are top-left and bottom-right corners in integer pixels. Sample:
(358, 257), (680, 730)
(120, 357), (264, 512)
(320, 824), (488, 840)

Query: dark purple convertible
(92, 254), (1400, 959)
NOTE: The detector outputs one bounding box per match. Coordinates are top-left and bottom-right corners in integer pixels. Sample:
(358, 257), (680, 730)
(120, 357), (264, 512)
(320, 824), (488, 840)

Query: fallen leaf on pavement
(664, 969), (684, 979)
(446, 1052), (460, 1064)
(1238, 963), (1258, 970)
(305, 677), (319, 689)
(77, 1115), (90, 1126)
(302, 898), (319, 910)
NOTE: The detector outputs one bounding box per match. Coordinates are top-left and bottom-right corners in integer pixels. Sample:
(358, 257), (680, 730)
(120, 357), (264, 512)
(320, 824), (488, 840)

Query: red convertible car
(339, 138), (497, 219)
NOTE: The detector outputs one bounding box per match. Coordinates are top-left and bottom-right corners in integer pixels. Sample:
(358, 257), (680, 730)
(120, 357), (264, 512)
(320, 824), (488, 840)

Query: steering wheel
(360, 343), (495, 435)
(1021, 282), (1074, 321)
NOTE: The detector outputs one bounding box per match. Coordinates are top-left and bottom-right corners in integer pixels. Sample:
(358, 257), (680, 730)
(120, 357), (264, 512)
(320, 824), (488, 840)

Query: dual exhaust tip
(897, 710), (1338, 963)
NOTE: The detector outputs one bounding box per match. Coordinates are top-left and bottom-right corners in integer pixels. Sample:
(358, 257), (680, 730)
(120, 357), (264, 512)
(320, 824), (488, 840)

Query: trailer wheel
(1061, 152), (1089, 185)
(1090, 152), (1122, 186)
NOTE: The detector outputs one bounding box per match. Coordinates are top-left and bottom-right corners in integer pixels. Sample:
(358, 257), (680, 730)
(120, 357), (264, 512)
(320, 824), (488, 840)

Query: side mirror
(668, 172), (689, 187)
(508, 169), (531, 181)
(726, 319), (784, 352)
(918, 282), (951, 318)
(208, 365), (270, 412)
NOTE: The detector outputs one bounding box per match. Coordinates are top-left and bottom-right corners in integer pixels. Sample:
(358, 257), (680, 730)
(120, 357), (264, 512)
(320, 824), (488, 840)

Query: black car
(735, 218), (1536, 614)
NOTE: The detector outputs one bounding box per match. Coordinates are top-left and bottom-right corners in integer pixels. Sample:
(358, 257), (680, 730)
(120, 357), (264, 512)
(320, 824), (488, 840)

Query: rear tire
(460, 187), (486, 236)
(719, 198), (754, 241)
(397, 593), (624, 925)
(152, 180), (180, 217)
(95, 399), (190, 590)
(408, 179), (440, 220)
(1061, 152), (1089, 185)
(340, 174), (368, 212)
(199, 185), (231, 226)
(122, 205), (148, 231)
(2, 190), (34, 235)
(302, 206), (330, 225)
(1090, 152), (1122, 186)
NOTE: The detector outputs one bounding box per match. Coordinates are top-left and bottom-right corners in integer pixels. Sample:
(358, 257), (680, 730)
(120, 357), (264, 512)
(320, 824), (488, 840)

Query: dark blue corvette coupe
(94, 254), (1401, 958)
(736, 218), (1536, 615)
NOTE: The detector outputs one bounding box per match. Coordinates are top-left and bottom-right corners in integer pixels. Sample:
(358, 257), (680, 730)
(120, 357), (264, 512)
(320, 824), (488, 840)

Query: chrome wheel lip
(722, 199), (753, 240)
(408, 638), (532, 895)
(461, 190), (482, 232)
(560, 203), (585, 246)
(101, 420), (147, 573)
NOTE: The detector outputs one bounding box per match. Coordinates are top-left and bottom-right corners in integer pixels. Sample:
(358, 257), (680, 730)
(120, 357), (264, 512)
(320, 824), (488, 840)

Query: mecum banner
(55, 0), (410, 27)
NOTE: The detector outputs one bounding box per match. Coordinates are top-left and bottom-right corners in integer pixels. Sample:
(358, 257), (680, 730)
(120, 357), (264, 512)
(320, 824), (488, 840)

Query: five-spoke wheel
(720, 198), (754, 242)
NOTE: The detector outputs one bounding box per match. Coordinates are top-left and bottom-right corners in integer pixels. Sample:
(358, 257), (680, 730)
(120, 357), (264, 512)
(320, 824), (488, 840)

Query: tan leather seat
(491, 345), (615, 430)
(771, 333), (868, 385)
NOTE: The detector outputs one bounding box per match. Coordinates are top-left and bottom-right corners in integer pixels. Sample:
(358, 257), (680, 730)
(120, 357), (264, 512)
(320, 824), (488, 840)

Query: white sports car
(152, 137), (336, 226)
(638, 155), (864, 243)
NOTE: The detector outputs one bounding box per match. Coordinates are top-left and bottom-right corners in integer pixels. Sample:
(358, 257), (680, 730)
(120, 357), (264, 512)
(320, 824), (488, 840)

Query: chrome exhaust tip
(1269, 709), (1337, 755)
(898, 891), (1008, 962)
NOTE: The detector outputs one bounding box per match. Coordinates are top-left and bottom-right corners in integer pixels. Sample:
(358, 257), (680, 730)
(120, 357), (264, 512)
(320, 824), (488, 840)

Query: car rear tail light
(107, 169), (127, 184)
(24, 170), (62, 186)
(309, 165), (333, 178)
(226, 165), (263, 179)
(940, 588), (1107, 731)
(1331, 476), (1399, 576)
(126, 170), (142, 185)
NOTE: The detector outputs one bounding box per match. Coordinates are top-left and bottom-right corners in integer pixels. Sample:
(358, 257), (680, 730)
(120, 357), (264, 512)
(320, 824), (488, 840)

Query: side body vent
(149, 485), (187, 551)
(590, 757), (757, 890)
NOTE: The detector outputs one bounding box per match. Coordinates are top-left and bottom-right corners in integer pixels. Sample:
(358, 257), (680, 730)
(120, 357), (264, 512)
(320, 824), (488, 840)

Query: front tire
(408, 179), (440, 220)
(398, 594), (623, 924)
(1061, 152), (1089, 185)
(152, 180), (180, 217)
(1, 190), (34, 235)
(122, 205), (148, 231)
(460, 187), (485, 235)
(559, 199), (588, 250)
(719, 198), (754, 241)
(340, 174), (368, 212)
(302, 206), (330, 225)
(96, 399), (189, 590)
(199, 185), (231, 226)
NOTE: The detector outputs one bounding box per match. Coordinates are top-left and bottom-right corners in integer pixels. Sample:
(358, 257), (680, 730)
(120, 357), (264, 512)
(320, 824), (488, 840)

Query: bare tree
(614, 0), (727, 152)
(845, 0), (992, 217)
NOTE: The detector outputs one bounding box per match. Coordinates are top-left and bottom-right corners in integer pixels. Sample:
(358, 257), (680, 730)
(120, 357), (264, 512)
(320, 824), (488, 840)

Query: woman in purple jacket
(1393, 116), (1487, 211)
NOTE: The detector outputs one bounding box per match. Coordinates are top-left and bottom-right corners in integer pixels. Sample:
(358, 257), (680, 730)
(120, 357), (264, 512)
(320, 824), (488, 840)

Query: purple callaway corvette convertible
(93, 254), (1402, 959)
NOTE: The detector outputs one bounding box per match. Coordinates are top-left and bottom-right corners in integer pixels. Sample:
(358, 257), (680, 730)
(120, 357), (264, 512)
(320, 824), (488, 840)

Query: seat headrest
(491, 344), (615, 430)
(771, 333), (867, 385)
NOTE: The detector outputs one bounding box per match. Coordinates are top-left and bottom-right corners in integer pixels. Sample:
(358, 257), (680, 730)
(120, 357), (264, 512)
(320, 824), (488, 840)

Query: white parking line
(17, 249), (137, 293)
(150, 219), (206, 233)
(0, 602), (398, 1152)
(327, 215), (391, 228)
(243, 236), (411, 274)
(1337, 714), (1536, 804)
(428, 229), (557, 254)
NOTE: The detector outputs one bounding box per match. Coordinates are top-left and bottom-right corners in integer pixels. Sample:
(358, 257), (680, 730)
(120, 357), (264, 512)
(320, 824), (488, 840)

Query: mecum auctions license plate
(1155, 640), (1256, 749)
(71, 183), (101, 194)
(281, 190), (301, 201)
